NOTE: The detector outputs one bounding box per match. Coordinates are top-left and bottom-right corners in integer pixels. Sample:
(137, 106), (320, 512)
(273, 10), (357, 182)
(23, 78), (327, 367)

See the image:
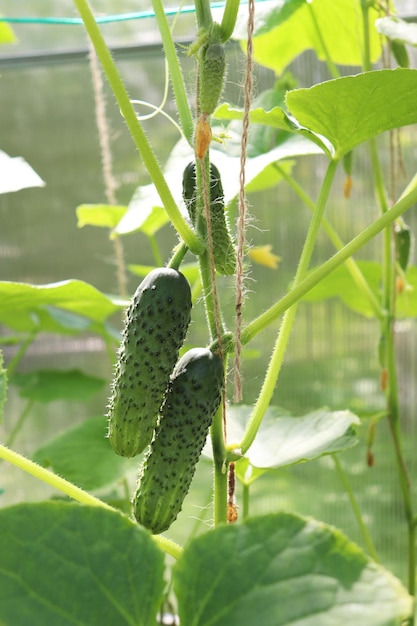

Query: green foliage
(12, 369), (105, 403)
(0, 351), (7, 424)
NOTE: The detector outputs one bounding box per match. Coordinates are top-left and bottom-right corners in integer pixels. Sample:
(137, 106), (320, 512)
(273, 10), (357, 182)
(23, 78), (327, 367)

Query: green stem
(220, 0), (240, 42)
(167, 241), (189, 269)
(241, 482), (250, 520)
(360, 0), (372, 72)
(240, 159), (339, 455)
(6, 331), (38, 378)
(333, 455), (379, 561)
(199, 252), (219, 340)
(195, 0), (213, 30)
(275, 164), (383, 320)
(213, 457), (228, 525)
(307, 2), (340, 79)
(241, 182), (417, 345)
(0, 444), (183, 559)
(5, 399), (34, 448)
(148, 234), (164, 267)
(73, 0), (203, 254)
(151, 0), (194, 145)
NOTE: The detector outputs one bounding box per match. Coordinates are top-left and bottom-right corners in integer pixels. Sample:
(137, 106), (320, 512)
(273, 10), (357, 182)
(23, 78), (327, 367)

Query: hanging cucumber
(199, 43), (226, 116)
(182, 161), (236, 275)
(133, 347), (224, 534)
(107, 268), (192, 458)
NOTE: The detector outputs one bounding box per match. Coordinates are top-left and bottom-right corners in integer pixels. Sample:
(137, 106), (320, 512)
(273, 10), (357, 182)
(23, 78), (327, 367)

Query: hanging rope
(233, 0), (255, 403)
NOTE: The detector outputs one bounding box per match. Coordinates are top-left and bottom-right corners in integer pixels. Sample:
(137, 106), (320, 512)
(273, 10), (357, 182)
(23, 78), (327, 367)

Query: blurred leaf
(115, 194), (169, 237)
(0, 280), (120, 333)
(0, 351), (7, 424)
(376, 16), (417, 47)
(0, 22), (15, 45)
(12, 369), (105, 403)
(174, 513), (412, 626)
(234, 0), (382, 74)
(286, 69), (417, 158)
(234, 457), (267, 486)
(76, 204), (128, 229)
(0, 502), (165, 626)
(0, 150), (45, 194)
(32, 417), (134, 491)
(303, 260), (417, 318)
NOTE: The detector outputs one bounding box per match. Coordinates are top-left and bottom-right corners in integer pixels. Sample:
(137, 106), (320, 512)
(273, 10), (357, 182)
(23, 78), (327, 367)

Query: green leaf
(76, 204), (128, 230)
(174, 513), (412, 626)
(286, 69), (417, 158)
(303, 260), (417, 318)
(0, 22), (16, 45)
(0, 350), (7, 424)
(12, 369), (105, 403)
(32, 417), (133, 491)
(376, 16), (417, 47)
(235, 0), (382, 75)
(0, 280), (120, 333)
(0, 502), (165, 626)
(227, 405), (359, 470)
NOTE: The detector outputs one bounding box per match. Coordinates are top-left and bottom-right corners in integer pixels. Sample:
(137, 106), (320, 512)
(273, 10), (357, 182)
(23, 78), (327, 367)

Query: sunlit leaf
(286, 69), (417, 158)
(174, 513), (412, 626)
(0, 280), (120, 333)
(12, 369), (105, 403)
(234, 0), (382, 74)
(32, 417), (134, 491)
(376, 16), (417, 47)
(76, 204), (128, 229)
(0, 503), (165, 626)
(0, 150), (45, 194)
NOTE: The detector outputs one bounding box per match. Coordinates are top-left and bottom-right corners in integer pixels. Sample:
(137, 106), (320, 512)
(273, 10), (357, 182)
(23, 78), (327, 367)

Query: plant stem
(0, 444), (183, 559)
(220, 0), (241, 42)
(333, 455), (379, 561)
(5, 399), (34, 449)
(195, 0), (213, 30)
(275, 164), (383, 320)
(241, 483), (250, 520)
(241, 181), (417, 345)
(213, 456), (228, 525)
(151, 0), (195, 145)
(167, 241), (189, 269)
(73, 0), (203, 254)
(6, 330), (38, 378)
(240, 159), (339, 455)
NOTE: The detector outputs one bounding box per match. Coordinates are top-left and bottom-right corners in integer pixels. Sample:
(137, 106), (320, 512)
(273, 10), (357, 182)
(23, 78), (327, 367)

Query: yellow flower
(248, 245), (281, 269)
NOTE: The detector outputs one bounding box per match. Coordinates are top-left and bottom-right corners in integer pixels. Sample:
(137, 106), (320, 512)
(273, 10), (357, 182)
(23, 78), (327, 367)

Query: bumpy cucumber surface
(199, 43), (226, 116)
(182, 161), (236, 275)
(108, 268), (192, 458)
(133, 347), (224, 534)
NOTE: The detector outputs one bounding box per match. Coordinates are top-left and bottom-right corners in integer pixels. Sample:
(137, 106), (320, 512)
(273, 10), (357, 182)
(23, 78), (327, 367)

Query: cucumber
(182, 161), (236, 275)
(199, 43), (226, 116)
(133, 347), (224, 534)
(107, 268), (192, 458)
(394, 222), (412, 272)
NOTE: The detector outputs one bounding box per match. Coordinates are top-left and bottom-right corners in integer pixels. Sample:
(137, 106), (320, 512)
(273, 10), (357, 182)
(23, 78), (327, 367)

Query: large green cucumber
(133, 347), (224, 534)
(182, 161), (236, 275)
(107, 268), (192, 457)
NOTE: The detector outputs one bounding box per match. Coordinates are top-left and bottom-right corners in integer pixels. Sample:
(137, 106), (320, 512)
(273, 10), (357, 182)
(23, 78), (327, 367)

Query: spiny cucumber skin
(133, 348), (224, 534)
(182, 161), (236, 275)
(199, 43), (226, 116)
(107, 268), (192, 458)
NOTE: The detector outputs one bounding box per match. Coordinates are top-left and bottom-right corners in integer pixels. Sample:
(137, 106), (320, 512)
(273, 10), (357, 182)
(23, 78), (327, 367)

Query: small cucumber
(107, 268), (192, 458)
(394, 222), (412, 272)
(199, 43), (226, 116)
(182, 161), (236, 275)
(133, 347), (224, 534)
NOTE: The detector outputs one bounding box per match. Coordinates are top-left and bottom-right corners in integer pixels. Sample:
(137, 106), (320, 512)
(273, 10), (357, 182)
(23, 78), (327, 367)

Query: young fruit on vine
(133, 347), (224, 534)
(107, 268), (192, 457)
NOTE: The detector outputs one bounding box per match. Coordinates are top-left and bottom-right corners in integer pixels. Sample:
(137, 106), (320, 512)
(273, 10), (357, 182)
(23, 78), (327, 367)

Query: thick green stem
(241, 182), (417, 345)
(333, 455), (379, 561)
(151, 0), (194, 145)
(213, 458), (228, 525)
(239, 160), (339, 455)
(195, 0), (213, 30)
(167, 241), (188, 269)
(220, 0), (241, 42)
(73, 0), (203, 254)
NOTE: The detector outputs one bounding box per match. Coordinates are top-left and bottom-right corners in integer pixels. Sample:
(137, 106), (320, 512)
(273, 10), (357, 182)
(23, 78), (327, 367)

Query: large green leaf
(0, 280), (120, 333)
(234, 0), (382, 74)
(302, 261), (417, 318)
(32, 417), (133, 491)
(0, 502), (164, 626)
(286, 69), (417, 158)
(76, 204), (128, 230)
(12, 369), (105, 403)
(174, 513), (412, 626)
(223, 405), (359, 470)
